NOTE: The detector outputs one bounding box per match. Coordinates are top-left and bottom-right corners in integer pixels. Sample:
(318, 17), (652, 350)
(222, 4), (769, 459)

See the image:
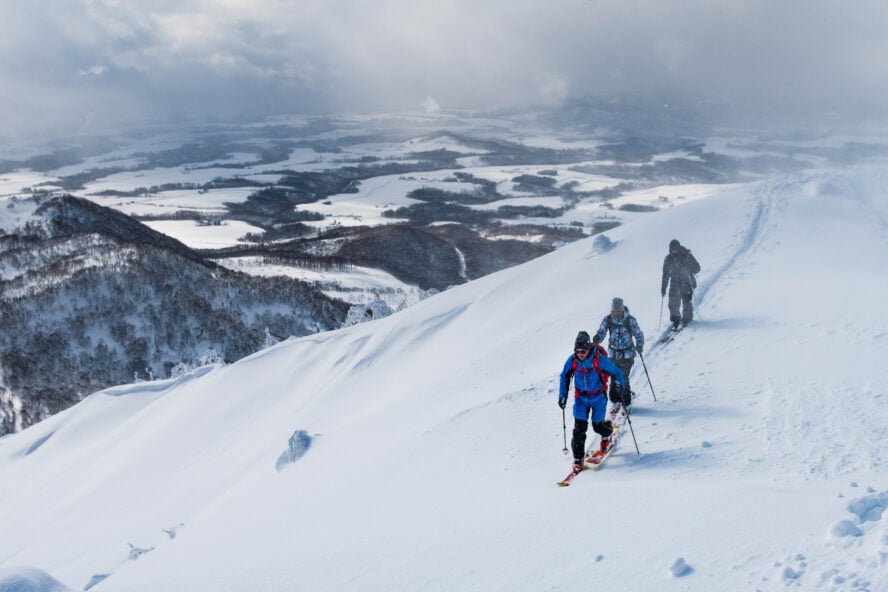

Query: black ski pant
(572, 418), (614, 460)
(668, 285), (694, 325)
(609, 357), (633, 406)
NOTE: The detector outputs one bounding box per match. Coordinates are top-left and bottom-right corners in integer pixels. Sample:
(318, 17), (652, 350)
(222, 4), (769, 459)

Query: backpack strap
(591, 345), (609, 394)
(606, 314), (631, 332)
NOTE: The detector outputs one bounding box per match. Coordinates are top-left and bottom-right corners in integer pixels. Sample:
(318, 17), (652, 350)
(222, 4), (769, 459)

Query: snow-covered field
(218, 256), (427, 307)
(86, 188), (258, 217)
(299, 174), (477, 229)
(1, 166), (885, 591)
(0, 172), (51, 198)
(141, 220), (264, 249)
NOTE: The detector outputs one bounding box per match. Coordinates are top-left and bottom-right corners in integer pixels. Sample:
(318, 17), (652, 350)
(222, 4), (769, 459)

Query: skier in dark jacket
(593, 297), (643, 413)
(661, 239), (701, 330)
(558, 331), (626, 470)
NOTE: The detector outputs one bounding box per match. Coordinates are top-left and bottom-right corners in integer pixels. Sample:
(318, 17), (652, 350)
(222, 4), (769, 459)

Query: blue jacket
(559, 351), (625, 400)
(594, 306), (644, 361)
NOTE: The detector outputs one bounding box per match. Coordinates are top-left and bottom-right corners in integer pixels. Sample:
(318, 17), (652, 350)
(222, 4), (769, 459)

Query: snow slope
(1, 168), (886, 591)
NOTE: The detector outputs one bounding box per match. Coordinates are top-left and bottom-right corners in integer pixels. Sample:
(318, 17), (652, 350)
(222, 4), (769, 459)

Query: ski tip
(557, 482), (571, 487)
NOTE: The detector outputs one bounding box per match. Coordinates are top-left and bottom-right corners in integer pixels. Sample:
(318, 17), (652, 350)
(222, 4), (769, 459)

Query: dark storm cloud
(1, 0), (886, 139)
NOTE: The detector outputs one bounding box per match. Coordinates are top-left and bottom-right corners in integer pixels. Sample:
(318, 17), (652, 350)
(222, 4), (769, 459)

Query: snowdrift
(1, 170), (886, 591)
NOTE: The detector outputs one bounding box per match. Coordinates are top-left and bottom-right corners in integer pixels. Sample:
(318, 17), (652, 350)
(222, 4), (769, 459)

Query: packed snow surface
(0, 168), (886, 591)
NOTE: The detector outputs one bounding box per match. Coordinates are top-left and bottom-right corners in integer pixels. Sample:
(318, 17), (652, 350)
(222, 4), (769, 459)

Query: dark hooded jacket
(661, 243), (701, 295)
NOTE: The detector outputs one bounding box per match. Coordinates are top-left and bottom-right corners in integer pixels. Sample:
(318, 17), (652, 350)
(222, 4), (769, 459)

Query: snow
(217, 256), (426, 306)
(141, 220), (263, 249)
(608, 182), (739, 209)
(472, 195), (565, 210)
(81, 166), (262, 194)
(0, 196), (41, 233)
(299, 174), (476, 228)
(0, 173), (53, 199)
(401, 134), (487, 154)
(668, 557), (693, 577)
(651, 150), (705, 162)
(1, 167), (887, 591)
(512, 135), (603, 150)
(547, 181), (748, 230)
(85, 188), (257, 216)
(0, 567), (74, 592)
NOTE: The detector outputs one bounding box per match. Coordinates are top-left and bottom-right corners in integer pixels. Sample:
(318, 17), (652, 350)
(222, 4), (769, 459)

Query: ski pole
(658, 295), (664, 331)
(623, 409), (641, 455)
(561, 407), (569, 455)
(637, 351), (658, 402)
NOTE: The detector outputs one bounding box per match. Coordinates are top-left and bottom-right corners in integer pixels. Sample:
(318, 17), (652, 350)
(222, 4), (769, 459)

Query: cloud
(77, 66), (108, 77)
(422, 96), (441, 114)
(1, 0), (887, 139)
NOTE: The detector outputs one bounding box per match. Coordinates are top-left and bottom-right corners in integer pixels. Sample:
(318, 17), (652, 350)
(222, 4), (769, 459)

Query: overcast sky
(2, 0), (887, 139)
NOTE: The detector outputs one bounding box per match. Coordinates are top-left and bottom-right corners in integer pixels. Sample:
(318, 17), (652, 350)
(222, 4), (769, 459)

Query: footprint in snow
(775, 553), (806, 584)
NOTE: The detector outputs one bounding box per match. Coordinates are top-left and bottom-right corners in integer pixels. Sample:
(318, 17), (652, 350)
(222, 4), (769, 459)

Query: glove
(635, 344), (643, 354)
(622, 389), (633, 407)
(592, 334), (601, 344)
(558, 397), (567, 410)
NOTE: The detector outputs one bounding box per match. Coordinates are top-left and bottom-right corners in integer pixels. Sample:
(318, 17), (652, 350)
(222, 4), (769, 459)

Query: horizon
(3, 1), (888, 141)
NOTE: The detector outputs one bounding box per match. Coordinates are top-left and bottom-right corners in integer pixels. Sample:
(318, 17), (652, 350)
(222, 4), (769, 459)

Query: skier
(661, 239), (701, 330)
(558, 331), (626, 471)
(593, 297), (643, 413)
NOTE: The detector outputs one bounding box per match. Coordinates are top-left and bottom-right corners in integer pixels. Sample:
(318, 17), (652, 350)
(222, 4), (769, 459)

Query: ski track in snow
(652, 174), (886, 477)
(692, 184), (772, 307)
(617, 174), (887, 591)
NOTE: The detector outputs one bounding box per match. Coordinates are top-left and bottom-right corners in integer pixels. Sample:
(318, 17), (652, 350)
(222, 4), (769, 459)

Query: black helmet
(574, 331), (592, 350)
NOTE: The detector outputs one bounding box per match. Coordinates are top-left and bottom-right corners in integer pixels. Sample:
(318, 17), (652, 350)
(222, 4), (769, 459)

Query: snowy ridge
(0, 169), (886, 591)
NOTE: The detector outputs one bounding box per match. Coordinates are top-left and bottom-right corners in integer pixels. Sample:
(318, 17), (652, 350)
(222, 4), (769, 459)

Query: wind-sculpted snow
(668, 557), (693, 577)
(21, 433), (52, 457)
(0, 567), (73, 592)
(846, 489), (888, 524)
(588, 232), (617, 255)
(0, 169), (887, 591)
(275, 430), (314, 472)
(81, 575), (109, 591)
(100, 364), (218, 397)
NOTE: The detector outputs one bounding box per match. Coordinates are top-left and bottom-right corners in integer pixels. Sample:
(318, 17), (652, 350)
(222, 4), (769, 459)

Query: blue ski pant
(571, 392), (613, 460)
(573, 392), (608, 422)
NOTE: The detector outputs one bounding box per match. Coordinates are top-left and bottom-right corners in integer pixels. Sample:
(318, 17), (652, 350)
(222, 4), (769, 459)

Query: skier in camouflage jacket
(593, 297), (643, 411)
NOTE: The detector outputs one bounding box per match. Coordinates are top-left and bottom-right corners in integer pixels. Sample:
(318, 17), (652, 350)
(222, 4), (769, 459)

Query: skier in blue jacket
(559, 331), (626, 470)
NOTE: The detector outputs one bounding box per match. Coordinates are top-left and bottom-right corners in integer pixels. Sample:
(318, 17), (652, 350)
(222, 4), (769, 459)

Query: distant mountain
(546, 94), (715, 139)
(0, 195), (348, 435)
(210, 222), (579, 292)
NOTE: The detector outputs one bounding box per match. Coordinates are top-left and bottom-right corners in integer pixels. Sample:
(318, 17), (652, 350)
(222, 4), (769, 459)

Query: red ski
(556, 451), (596, 487)
(556, 410), (627, 486)
(584, 426), (620, 468)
